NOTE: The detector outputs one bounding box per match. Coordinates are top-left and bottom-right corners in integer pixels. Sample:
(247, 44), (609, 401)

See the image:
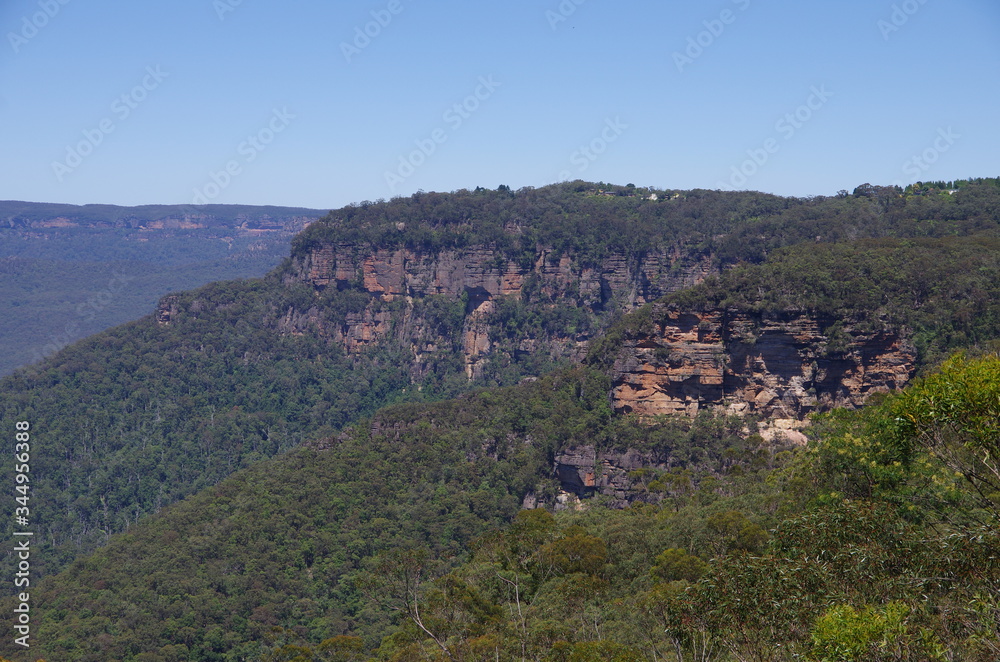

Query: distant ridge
(0, 201), (328, 375)
(0, 200), (327, 229)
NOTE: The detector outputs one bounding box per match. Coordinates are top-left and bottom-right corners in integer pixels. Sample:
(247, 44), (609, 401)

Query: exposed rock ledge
(609, 305), (915, 421)
(274, 243), (714, 379)
(551, 445), (670, 509)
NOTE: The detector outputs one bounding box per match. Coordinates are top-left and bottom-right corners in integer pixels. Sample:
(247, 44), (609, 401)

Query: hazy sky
(2, 0), (998, 209)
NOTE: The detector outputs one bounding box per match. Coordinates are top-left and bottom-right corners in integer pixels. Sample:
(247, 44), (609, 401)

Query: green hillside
(9, 367), (759, 660)
(8, 354), (999, 661)
(0, 276), (443, 582)
(345, 353), (1000, 661)
(0, 180), (999, 660)
(4, 180), (1000, 585)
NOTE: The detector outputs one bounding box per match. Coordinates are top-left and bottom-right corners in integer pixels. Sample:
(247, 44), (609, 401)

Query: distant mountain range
(0, 201), (323, 231)
(0, 201), (328, 375)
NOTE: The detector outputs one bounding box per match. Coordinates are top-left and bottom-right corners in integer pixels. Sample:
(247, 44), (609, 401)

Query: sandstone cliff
(547, 305), (915, 507)
(275, 243), (713, 379)
(285, 243), (715, 307)
(155, 241), (916, 432)
(608, 303), (915, 423)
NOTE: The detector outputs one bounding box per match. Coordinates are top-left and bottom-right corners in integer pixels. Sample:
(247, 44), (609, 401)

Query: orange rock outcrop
(609, 304), (915, 420)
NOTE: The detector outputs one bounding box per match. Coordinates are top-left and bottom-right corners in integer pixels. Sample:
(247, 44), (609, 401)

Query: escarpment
(273, 243), (715, 378)
(286, 244), (711, 301)
(546, 305), (916, 506)
(608, 303), (915, 422)
(154, 240), (917, 426)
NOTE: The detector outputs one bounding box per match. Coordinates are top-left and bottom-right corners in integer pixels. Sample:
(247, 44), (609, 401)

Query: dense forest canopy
(289, 178), (1000, 268)
(268, 354), (1000, 661)
(4, 179), (999, 584)
(7, 354), (999, 661)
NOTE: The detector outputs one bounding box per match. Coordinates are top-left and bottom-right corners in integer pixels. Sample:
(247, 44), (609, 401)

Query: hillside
(0, 201), (326, 375)
(6, 367), (761, 660)
(4, 181), (1000, 583)
(8, 353), (999, 660)
(0, 180), (999, 659)
(0, 182), (800, 585)
(341, 353), (1000, 661)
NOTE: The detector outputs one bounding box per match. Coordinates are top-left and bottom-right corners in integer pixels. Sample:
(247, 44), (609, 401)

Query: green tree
(882, 353), (1000, 518)
(357, 548), (455, 659)
(650, 548), (708, 583)
(808, 602), (944, 662)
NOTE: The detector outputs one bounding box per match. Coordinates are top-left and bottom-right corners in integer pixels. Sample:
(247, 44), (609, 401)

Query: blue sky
(1, 0), (998, 209)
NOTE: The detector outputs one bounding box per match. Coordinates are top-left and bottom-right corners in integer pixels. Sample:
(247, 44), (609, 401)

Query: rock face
(549, 306), (915, 507)
(274, 240), (919, 512)
(276, 243), (714, 378)
(610, 304), (916, 421)
(156, 295), (180, 325)
(157, 240), (915, 424)
(553, 445), (674, 509)
(285, 244), (712, 305)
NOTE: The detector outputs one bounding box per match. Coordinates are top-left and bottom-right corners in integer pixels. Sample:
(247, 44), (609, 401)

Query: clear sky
(2, 0), (998, 209)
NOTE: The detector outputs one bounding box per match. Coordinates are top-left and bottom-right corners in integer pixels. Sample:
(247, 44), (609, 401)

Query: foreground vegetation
(4, 354), (998, 661)
(265, 354), (1000, 662)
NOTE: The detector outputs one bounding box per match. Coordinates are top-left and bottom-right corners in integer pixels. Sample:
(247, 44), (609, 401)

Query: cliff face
(154, 243), (921, 514)
(610, 304), (915, 422)
(540, 306), (916, 507)
(550, 445), (674, 509)
(156, 242), (916, 426)
(286, 244), (712, 304)
(276, 243), (713, 378)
